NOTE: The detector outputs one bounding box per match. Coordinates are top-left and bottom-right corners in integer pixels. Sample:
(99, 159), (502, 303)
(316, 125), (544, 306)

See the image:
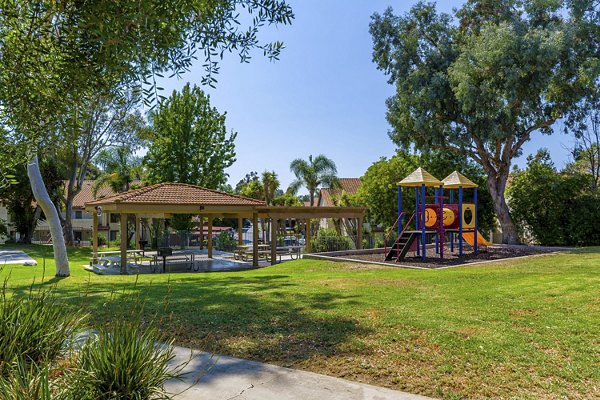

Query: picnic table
(234, 244), (270, 261)
(89, 255), (142, 275)
(96, 250), (147, 264)
(234, 245), (302, 262)
(266, 246), (303, 262)
(151, 250), (196, 273)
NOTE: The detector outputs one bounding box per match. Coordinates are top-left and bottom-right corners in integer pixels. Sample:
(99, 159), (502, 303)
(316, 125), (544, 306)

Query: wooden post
(120, 213), (128, 274)
(207, 217), (213, 259)
(198, 214), (203, 249)
(135, 215), (141, 250)
(238, 217), (244, 245)
(305, 219), (311, 253)
(92, 211), (98, 263)
(357, 217), (363, 250)
(252, 211), (259, 267)
(271, 218), (277, 265)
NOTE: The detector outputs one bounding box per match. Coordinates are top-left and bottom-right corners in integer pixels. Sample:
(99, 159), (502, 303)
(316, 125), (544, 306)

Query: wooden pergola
(85, 183), (366, 271)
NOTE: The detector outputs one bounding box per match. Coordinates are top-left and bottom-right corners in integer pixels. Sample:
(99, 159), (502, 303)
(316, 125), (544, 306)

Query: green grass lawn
(1, 244), (599, 399)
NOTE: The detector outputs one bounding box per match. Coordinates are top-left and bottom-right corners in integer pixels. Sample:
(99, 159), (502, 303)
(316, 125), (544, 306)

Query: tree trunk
(27, 156), (70, 276)
(63, 198), (75, 245)
(63, 159), (79, 245)
(21, 206), (42, 244)
(486, 173), (520, 244)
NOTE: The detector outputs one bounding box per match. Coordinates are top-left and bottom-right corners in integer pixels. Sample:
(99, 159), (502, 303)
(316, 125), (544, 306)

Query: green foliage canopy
(507, 150), (600, 246)
(288, 154), (339, 207)
(92, 146), (144, 197)
(0, 159), (63, 243)
(0, 0), (293, 177)
(272, 192), (303, 206)
(144, 84), (236, 189)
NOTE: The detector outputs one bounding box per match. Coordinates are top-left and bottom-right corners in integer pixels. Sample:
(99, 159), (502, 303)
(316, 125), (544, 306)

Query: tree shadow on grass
(10, 273), (370, 366)
(42, 276), (69, 285)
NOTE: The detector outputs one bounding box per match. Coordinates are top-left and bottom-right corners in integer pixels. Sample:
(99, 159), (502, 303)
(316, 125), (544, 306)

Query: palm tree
(92, 146), (143, 197)
(288, 154), (339, 206)
(261, 170), (280, 206)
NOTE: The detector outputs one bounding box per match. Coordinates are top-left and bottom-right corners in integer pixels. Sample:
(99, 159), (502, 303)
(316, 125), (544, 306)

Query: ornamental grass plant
(0, 274), (185, 400)
(65, 321), (181, 400)
(0, 280), (86, 377)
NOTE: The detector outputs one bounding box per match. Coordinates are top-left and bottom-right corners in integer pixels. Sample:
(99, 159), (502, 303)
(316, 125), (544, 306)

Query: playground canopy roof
(398, 167), (443, 187)
(441, 171), (479, 189)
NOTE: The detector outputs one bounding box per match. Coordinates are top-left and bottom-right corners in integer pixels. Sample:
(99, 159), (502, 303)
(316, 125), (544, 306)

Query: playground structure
(385, 168), (491, 262)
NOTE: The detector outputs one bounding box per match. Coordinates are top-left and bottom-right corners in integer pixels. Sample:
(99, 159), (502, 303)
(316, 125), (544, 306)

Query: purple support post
(397, 186), (402, 236)
(440, 185), (444, 259)
(434, 187), (439, 254)
(415, 187), (419, 256)
(450, 189), (454, 252)
(458, 186), (463, 256)
(421, 184), (426, 261)
(474, 187), (478, 255)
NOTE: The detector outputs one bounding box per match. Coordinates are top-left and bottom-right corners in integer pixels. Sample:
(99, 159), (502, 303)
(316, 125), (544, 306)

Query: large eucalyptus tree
(370, 0), (599, 243)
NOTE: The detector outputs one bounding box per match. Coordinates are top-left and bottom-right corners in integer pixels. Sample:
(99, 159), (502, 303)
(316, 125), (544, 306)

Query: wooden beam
(87, 204), (260, 214)
(357, 217), (363, 250)
(85, 204), (366, 219)
(207, 217), (213, 259)
(252, 211), (259, 267)
(120, 213), (127, 274)
(92, 211), (98, 263)
(305, 219), (311, 254)
(135, 215), (141, 250)
(260, 212), (365, 219)
(271, 218), (277, 266)
(238, 217), (244, 245)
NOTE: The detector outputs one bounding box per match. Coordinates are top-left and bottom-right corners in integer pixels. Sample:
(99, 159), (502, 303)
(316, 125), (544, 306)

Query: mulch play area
(314, 245), (568, 269)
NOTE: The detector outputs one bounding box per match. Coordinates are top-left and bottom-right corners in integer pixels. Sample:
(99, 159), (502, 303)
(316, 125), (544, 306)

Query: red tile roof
(69, 180), (142, 209)
(85, 183), (266, 207)
(318, 178), (362, 207)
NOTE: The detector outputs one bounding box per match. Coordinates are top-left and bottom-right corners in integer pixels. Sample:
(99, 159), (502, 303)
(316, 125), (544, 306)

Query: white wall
(0, 205), (8, 244)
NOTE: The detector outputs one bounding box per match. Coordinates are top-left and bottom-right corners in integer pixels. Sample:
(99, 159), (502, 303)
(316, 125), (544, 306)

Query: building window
(109, 231), (117, 241)
(74, 210), (83, 220)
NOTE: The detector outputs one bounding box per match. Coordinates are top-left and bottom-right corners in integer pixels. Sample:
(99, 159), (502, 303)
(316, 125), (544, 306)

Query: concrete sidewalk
(165, 346), (433, 400)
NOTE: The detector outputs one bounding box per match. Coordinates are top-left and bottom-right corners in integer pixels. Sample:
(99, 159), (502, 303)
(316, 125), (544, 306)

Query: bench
(266, 246), (303, 262)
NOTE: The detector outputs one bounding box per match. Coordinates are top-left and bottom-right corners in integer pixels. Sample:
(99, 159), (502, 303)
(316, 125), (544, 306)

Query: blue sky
(159, 0), (574, 192)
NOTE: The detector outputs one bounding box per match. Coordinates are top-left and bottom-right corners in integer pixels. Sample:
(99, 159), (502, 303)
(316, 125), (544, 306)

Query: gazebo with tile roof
(85, 182), (366, 272)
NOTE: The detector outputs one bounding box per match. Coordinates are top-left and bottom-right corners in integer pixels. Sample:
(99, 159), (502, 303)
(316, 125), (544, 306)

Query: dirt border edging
(302, 245), (575, 270)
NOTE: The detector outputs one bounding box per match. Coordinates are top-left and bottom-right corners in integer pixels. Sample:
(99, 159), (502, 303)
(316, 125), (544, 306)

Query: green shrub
(507, 151), (600, 246)
(214, 231), (237, 251)
(311, 228), (354, 252)
(0, 284), (184, 400)
(66, 321), (180, 400)
(97, 235), (107, 246)
(0, 287), (86, 377)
